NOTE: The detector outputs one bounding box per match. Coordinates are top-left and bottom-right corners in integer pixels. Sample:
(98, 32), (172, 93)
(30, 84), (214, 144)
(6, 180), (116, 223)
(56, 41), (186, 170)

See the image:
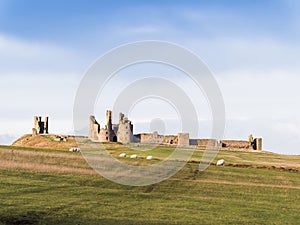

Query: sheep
(216, 159), (225, 166)
(119, 153), (126, 158)
(130, 154), (138, 159)
(69, 147), (80, 152)
(146, 155), (153, 160)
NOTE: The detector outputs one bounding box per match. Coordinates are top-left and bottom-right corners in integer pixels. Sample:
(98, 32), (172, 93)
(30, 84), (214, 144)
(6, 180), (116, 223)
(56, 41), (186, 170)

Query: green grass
(0, 144), (69, 153)
(0, 144), (299, 224)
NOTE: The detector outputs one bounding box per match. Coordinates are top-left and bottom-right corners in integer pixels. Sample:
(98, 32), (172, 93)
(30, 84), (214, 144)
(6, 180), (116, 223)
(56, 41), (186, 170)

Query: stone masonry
(88, 110), (263, 150)
(33, 116), (48, 135)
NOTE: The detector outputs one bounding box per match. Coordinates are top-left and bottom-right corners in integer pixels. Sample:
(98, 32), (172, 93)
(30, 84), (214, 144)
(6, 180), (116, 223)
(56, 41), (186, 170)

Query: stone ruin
(89, 110), (263, 150)
(32, 116), (48, 136)
(89, 110), (190, 147)
(133, 132), (190, 147)
(89, 110), (133, 144)
(29, 112), (263, 151)
(219, 134), (262, 151)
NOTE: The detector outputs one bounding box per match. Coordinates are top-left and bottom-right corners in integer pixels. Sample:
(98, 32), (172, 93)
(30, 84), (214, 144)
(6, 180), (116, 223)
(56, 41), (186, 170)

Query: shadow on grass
(0, 211), (46, 225)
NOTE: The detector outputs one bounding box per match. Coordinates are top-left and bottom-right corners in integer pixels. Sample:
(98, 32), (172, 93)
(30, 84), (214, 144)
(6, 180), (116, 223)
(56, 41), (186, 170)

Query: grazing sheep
(119, 153), (126, 158)
(216, 159), (225, 166)
(69, 147), (80, 152)
(146, 155), (153, 160)
(130, 154), (138, 159)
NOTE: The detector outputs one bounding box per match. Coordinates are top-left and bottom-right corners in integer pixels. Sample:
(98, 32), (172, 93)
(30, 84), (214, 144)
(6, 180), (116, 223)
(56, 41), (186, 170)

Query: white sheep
(69, 147), (80, 152)
(130, 154), (138, 159)
(119, 153), (126, 158)
(216, 159), (225, 166)
(146, 155), (153, 160)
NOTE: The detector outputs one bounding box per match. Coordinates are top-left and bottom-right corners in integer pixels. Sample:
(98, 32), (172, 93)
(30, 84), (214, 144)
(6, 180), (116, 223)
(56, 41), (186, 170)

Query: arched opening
(113, 136), (117, 142)
(170, 140), (174, 144)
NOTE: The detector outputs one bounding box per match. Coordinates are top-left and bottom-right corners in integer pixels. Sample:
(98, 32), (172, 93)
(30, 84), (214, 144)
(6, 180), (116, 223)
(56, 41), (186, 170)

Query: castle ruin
(89, 110), (190, 147)
(32, 116), (48, 135)
(89, 110), (133, 144)
(89, 110), (263, 151)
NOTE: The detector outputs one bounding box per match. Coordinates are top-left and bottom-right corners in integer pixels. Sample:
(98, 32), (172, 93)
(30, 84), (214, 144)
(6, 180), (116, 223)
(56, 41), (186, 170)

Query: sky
(0, 0), (300, 155)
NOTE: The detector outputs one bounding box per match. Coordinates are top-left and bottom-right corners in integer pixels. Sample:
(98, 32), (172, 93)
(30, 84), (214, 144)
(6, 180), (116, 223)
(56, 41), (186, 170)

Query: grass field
(0, 144), (299, 224)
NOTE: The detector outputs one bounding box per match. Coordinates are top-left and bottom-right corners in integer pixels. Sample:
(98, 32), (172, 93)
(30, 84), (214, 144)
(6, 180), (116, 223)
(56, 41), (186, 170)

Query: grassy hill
(12, 134), (78, 150)
(0, 143), (299, 224)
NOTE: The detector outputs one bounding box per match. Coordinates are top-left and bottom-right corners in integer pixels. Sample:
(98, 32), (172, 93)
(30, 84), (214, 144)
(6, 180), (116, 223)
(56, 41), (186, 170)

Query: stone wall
(88, 110), (263, 151)
(177, 133), (189, 147)
(163, 135), (178, 145)
(117, 113), (133, 144)
(89, 111), (131, 144)
(139, 132), (189, 147)
(256, 138), (262, 151)
(89, 116), (100, 141)
(33, 116), (48, 135)
(140, 132), (164, 144)
(197, 139), (218, 148)
(220, 140), (251, 149)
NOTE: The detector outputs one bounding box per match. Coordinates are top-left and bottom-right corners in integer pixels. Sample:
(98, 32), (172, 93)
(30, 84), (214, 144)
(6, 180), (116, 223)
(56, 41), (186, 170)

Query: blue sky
(0, 0), (300, 154)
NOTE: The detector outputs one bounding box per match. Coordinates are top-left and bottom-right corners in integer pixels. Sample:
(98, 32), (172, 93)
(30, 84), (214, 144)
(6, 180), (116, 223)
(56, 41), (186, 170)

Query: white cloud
(182, 37), (300, 73)
(0, 33), (83, 74)
(0, 34), (83, 142)
(216, 69), (300, 155)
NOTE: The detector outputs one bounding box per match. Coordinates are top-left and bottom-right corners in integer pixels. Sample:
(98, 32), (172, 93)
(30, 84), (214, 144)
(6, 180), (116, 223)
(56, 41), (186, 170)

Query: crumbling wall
(220, 135), (263, 151)
(89, 111), (117, 142)
(220, 140), (250, 149)
(252, 138), (263, 150)
(140, 132), (164, 144)
(177, 133), (189, 147)
(197, 139), (218, 148)
(256, 138), (262, 151)
(163, 135), (178, 145)
(89, 116), (100, 141)
(32, 128), (37, 137)
(103, 110), (116, 142)
(139, 133), (189, 147)
(33, 116), (48, 135)
(99, 128), (110, 142)
(117, 113), (133, 144)
(88, 110), (263, 151)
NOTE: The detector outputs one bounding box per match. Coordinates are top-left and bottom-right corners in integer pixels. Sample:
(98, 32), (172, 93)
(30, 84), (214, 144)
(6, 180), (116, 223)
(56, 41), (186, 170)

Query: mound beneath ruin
(12, 134), (79, 150)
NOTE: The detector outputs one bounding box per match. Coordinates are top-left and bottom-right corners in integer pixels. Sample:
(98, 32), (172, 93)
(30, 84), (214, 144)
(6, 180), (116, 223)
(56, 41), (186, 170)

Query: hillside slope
(12, 134), (79, 150)
(0, 144), (299, 224)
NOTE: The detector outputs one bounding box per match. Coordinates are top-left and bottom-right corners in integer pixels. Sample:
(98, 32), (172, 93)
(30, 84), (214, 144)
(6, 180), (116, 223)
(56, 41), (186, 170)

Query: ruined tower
(177, 133), (190, 147)
(33, 116), (48, 134)
(255, 138), (263, 151)
(105, 110), (114, 141)
(89, 116), (100, 141)
(117, 112), (133, 144)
